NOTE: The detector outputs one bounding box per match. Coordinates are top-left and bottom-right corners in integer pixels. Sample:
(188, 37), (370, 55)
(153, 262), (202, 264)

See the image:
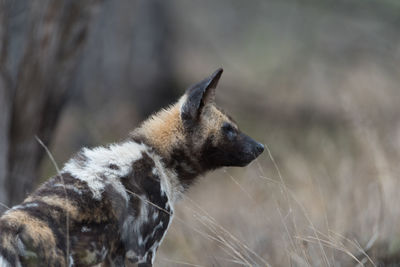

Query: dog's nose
(255, 142), (264, 154)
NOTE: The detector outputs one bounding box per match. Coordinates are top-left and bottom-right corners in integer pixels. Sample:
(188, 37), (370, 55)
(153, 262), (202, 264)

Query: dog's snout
(255, 142), (264, 154)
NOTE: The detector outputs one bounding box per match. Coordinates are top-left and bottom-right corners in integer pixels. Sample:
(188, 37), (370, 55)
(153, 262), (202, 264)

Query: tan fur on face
(196, 104), (237, 147)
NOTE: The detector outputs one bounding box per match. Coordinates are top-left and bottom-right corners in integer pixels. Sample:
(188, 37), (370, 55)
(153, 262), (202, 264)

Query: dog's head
(133, 68), (264, 187)
(180, 68), (264, 169)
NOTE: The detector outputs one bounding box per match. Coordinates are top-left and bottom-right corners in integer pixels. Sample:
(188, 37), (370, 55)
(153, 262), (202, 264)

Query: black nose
(255, 142), (264, 154)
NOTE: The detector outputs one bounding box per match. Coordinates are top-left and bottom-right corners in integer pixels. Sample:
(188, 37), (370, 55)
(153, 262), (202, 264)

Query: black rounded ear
(181, 68), (223, 128)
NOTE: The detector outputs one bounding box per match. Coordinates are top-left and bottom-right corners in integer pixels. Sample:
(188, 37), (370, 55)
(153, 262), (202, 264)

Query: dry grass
(155, 119), (400, 266)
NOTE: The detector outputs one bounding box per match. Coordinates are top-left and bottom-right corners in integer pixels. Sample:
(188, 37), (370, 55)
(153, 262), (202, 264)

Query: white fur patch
(68, 255), (74, 267)
(99, 247), (108, 261)
(137, 253), (148, 264)
(16, 237), (25, 257)
(125, 250), (137, 260)
(150, 153), (183, 204)
(0, 255), (11, 267)
(81, 226), (91, 232)
(150, 244), (158, 264)
(63, 141), (147, 201)
(128, 198), (150, 241)
(178, 95), (187, 114)
(5, 203), (39, 214)
(152, 212), (158, 221)
(52, 184), (83, 195)
(151, 208), (173, 263)
(121, 215), (135, 242)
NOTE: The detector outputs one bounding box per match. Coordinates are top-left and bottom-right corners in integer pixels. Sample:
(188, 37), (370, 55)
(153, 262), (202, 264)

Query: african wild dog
(0, 68), (264, 267)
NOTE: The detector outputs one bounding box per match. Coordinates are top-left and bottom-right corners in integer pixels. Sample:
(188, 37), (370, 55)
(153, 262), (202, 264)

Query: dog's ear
(181, 68), (223, 127)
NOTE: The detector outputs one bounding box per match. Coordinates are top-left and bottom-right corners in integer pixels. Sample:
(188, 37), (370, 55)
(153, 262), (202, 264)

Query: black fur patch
(200, 132), (264, 169)
(119, 152), (170, 263)
(133, 134), (204, 189)
(108, 164), (119, 170)
(163, 148), (201, 189)
(181, 68), (223, 129)
(121, 152), (167, 207)
(69, 221), (118, 265)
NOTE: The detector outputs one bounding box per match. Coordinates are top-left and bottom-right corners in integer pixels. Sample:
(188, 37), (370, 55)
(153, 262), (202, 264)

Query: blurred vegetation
(2, 0), (400, 266)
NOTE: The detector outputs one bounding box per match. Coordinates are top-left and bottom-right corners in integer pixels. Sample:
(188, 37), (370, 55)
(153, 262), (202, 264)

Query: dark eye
(222, 122), (237, 140)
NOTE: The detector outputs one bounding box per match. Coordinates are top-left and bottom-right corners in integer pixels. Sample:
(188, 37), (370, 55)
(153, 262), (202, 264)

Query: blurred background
(1, 0), (400, 266)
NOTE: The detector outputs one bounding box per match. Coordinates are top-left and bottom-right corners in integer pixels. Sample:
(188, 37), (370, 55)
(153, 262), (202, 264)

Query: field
(156, 121), (400, 266)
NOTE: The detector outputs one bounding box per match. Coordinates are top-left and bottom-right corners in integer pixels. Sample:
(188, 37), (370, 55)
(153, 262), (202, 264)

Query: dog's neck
(131, 104), (204, 189)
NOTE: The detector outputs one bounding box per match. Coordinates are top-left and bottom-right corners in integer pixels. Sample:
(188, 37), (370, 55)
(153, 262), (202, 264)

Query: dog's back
(0, 141), (175, 267)
(0, 169), (121, 266)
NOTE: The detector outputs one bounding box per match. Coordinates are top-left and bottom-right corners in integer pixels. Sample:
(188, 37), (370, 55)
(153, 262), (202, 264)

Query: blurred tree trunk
(129, 0), (179, 119)
(0, 2), (11, 210)
(0, 0), (101, 210)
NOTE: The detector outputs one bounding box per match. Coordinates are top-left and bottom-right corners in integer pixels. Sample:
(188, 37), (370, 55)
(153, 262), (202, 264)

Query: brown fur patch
(2, 210), (57, 250)
(0, 227), (16, 253)
(25, 196), (79, 219)
(133, 97), (237, 156)
(133, 101), (185, 157)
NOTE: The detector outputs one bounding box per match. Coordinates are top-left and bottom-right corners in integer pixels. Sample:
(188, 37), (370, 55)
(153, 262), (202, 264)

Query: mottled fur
(0, 68), (264, 266)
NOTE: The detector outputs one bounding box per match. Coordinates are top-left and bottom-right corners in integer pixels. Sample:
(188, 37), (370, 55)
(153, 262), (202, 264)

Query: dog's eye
(222, 123), (237, 140)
